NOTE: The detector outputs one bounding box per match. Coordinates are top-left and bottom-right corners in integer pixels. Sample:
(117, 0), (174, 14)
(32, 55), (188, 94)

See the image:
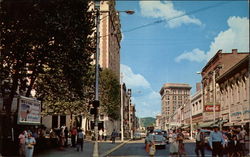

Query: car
(133, 132), (142, 140)
(145, 130), (166, 149)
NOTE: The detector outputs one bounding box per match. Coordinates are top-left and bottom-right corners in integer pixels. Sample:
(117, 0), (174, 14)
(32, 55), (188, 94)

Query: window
(173, 96), (177, 100)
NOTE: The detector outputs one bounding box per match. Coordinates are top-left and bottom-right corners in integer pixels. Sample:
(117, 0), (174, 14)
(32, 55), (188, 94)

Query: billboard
(17, 96), (41, 125)
(204, 104), (220, 112)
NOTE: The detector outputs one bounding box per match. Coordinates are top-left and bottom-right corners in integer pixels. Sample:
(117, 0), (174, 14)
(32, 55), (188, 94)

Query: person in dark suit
(229, 135), (241, 157)
(195, 128), (205, 157)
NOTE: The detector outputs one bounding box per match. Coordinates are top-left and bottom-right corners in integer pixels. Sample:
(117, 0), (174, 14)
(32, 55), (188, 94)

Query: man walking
(195, 128), (205, 157)
(111, 129), (117, 144)
(209, 125), (225, 157)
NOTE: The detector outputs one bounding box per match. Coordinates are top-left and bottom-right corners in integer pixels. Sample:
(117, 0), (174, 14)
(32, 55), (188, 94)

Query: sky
(115, 0), (249, 118)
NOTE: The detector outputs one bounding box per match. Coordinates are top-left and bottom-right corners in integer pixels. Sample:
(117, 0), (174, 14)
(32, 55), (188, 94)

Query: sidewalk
(34, 141), (94, 157)
(34, 139), (129, 157)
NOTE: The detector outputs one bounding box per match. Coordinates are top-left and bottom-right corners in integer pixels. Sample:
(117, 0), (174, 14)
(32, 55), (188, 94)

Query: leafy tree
(99, 69), (121, 120)
(0, 0), (95, 114)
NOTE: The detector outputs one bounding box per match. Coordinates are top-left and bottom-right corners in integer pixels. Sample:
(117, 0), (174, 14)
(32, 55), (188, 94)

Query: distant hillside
(140, 117), (155, 128)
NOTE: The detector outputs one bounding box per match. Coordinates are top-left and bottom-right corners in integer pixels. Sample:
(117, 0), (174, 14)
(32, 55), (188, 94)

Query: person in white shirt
(99, 129), (103, 141)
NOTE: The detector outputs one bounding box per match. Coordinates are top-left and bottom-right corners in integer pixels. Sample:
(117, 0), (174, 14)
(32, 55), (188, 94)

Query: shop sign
(204, 104), (220, 112)
(243, 104), (250, 121)
(18, 96), (41, 125)
(230, 105), (242, 122)
(203, 112), (219, 122)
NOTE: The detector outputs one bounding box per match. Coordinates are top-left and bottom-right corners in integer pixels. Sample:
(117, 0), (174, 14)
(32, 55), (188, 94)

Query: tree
(0, 0), (95, 113)
(99, 69), (121, 120)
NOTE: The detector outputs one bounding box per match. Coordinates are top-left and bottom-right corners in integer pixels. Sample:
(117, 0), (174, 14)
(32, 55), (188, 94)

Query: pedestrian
(229, 135), (241, 157)
(145, 130), (156, 156)
(222, 129), (230, 156)
(238, 127), (246, 156)
(169, 130), (179, 157)
(111, 129), (117, 144)
(209, 125), (225, 157)
(195, 128), (205, 157)
(71, 127), (77, 147)
(59, 128), (65, 150)
(64, 127), (69, 146)
(177, 128), (187, 157)
(103, 129), (107, 141)
(99, 129), (103, 141)
(76, 129), (84, 152)
(18, 131), (26, 157)
(25, 132), (36, 157)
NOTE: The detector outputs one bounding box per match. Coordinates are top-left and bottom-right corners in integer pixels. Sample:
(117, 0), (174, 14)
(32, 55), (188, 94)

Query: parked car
(133, 132), (142, 140)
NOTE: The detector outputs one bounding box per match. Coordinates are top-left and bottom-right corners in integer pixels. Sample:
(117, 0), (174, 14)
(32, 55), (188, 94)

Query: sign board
(242, 104), (250, 121)
(230, 105), (242, 122)
(203, 112), (220, 122)
(204, 105), (220, 112)
(17, 96), (41, 125)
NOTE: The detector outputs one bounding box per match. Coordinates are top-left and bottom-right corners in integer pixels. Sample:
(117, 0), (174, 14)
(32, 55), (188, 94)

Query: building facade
(160, 83), (191, 130)
(201, 49), (249, 125)
(191, 83), (203, 129)
(99, 0), (121, 78)
(217, 54), (249, 126)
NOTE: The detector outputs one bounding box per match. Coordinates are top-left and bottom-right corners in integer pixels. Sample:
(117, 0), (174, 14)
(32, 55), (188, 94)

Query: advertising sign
(18, 96), (41, 125)
(204, 104), (220, 112)
(230, 105), (242, 122)
(242, 104), (250, 121)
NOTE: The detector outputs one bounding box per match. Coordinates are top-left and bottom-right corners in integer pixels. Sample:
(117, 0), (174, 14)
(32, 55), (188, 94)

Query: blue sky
(116, 1), (249, 118)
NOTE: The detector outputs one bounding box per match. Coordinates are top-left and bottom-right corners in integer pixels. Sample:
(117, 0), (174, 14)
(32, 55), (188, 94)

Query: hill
(140, 117), (155, 128)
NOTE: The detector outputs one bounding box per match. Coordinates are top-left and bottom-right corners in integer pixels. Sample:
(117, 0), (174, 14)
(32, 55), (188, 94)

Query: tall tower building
(99, 0), (121, 78)
(160, 83), (191, 129)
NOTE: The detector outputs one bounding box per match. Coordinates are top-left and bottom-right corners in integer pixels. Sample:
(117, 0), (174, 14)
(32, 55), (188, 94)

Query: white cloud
(121, 64), (161, 117)
(175, 48), (207, 63)
(121, 64), (150, 88)
(175, 16), (250, 62)
(139, 1), (202, 28)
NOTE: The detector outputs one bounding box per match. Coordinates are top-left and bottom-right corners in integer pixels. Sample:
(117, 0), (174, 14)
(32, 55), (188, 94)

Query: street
(108, 139), (212, 157)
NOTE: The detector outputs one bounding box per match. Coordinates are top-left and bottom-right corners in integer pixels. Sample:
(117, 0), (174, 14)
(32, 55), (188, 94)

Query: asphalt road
(108, 139), (213, 157)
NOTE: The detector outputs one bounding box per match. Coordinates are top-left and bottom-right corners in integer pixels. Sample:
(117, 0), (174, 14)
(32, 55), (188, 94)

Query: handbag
(149, 144), (156, 155)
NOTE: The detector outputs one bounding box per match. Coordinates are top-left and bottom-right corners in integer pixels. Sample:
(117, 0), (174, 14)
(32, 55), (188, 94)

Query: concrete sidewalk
(34, 139), (130, 157)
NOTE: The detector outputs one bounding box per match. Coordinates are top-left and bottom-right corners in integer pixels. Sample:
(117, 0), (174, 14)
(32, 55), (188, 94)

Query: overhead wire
(99, 1), (232, 38)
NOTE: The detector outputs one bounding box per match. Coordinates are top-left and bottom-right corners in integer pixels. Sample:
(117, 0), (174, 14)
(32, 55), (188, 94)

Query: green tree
(0, 0), (95, 113)
(99, 69), (121, 120)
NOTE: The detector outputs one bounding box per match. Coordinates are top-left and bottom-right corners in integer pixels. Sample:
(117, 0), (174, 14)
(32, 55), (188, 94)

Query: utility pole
(93, 1), (100, 157)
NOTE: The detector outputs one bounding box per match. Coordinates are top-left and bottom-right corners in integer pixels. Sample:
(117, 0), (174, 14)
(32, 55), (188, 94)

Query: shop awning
(218, 119), (228, 125)
(223, 122), (234, 126)
(198, 122), (214, 128)
(182, 125), (190, 129)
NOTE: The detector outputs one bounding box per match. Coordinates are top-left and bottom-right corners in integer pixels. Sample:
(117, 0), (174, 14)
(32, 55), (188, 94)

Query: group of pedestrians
(195, 125), (247, 157)
(18, 130), (36, 157)
(168, 128), (187, 157)
(70, 127), (85, 152)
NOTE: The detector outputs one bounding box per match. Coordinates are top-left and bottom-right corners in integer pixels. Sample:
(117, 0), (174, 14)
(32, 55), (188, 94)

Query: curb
(100, 140), (131, 157)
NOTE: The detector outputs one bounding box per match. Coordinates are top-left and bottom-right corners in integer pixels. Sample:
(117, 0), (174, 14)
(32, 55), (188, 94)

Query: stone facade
(201, 49), (249, 124)
(160, 83), (191, 130)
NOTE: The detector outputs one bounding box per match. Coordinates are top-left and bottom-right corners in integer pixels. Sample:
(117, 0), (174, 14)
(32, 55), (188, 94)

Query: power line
(100, 1), (231, 38)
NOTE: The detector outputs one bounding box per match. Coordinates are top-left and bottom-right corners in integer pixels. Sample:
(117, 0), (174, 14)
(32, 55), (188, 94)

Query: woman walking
(169, 130), (179, 157)
(177, 128), (187, 157)
(25, 132), (36, 157)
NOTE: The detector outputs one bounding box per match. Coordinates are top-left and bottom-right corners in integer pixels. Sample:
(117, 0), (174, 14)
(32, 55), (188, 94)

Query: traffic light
(93, 100), (100, 108)
(90, 108), (97, 115)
